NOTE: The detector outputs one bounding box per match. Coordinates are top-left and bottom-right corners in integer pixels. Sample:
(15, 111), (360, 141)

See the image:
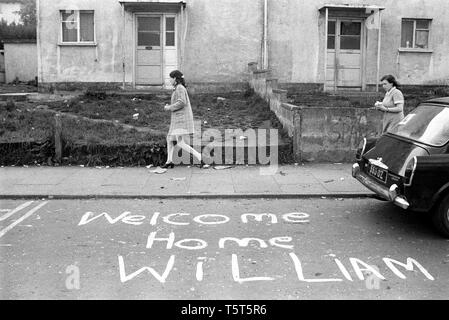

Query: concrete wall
(4, 42), (37, 83)
(0, 2), (22, 25)
(299, 107), (381, 162)
(248, 62), (383, 162)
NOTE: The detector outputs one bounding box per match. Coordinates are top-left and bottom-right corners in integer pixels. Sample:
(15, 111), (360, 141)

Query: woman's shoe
(161, 162), (174, 169)
(199, 160), (210, 169)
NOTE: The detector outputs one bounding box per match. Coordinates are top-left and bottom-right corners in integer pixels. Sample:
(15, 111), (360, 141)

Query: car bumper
(352, 163), (410, 210)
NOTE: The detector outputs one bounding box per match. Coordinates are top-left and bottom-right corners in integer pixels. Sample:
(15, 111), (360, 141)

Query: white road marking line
(0, 201), (34, 221)
(0, 202), (49, 239)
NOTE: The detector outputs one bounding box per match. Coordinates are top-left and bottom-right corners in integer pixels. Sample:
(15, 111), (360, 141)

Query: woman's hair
(380, 74), (400, 89)
(169, 70), (187, 87)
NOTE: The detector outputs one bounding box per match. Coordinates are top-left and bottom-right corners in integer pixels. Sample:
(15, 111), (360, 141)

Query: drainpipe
(181, 2), (188, 71)
(121, 3), (126, 90)
(376, 9), (382, 92)
(262, 0), (268, 69)
(36, 0), (43, 89)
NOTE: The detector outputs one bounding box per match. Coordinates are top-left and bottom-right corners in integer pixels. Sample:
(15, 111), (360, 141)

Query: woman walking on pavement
(162, 70), (205, 169)
(374, 74), (405, 134)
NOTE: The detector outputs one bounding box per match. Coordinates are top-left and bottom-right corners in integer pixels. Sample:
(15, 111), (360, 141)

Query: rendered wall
(4, 42), (37, 83)
(37, 0), (130, 86)
(37, 0), (449, 89)
(268, 0), (449, 86)
(37, 0), (263, 88)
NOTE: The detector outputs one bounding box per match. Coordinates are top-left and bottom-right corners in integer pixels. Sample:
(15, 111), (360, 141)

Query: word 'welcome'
(78, 211), (310, 226)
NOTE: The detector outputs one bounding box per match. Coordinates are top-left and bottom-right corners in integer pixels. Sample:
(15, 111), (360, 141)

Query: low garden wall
(248, 62), (383, 162)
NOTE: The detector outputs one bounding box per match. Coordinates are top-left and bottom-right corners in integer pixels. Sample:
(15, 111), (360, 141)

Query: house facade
(36, 0), (449, 92)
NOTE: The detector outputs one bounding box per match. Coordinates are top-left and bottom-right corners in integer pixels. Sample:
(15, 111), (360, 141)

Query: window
(401, 19), (431, 49)
(388, 105), (449, 147)
(327, 20), (335, 49)
(165, 17), (175, 46)
(340, 21), (361, 50)
(61, 10), (95, 43)
(137, 16), (161, 46)
(327, 20), (361, 50)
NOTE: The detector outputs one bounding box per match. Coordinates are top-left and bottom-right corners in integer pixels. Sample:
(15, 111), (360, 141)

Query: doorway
(135, 14), (177, 87)
(326, 19), (363, 90)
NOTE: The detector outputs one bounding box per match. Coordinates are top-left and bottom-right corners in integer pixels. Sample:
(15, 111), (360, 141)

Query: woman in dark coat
(162, 70), (204, 168)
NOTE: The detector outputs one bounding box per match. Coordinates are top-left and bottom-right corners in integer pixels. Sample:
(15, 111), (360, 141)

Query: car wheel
(432, 193), (449, 238)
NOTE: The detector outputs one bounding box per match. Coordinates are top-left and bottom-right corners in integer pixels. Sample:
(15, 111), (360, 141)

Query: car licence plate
(368, 164), (387, 183)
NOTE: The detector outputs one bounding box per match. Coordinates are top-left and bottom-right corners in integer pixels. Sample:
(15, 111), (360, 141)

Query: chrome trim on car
(352, 163), (360, 178)
(404, 156), (417, 187)
(356, 138), (367, 161)
(368, 157), (389, 170)
(388, 184), (410, 209)
(389, 184), (399, 201)
(353, 165), (390, 200)
(353, 164), (410, 209)
(393, 196), (410, 210)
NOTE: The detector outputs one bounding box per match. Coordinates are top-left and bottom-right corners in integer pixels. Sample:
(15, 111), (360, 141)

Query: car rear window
(388, 104), (449, 147)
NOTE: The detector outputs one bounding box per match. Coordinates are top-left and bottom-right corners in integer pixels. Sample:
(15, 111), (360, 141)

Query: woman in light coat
(162, 70), (204, 168)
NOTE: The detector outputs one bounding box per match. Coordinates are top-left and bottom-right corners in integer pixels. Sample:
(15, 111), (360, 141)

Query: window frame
(165, 16), (176, 47)
(400, 18), (432, 50)
(59, 10), (96, 46)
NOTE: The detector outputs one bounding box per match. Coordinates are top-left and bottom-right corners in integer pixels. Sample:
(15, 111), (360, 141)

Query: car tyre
(432, 193), (449, 238)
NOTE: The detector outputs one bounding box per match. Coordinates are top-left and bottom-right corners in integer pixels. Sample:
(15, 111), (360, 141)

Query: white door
(135, 15), (177, 87)
(326, 19), (363, 90)
(136, 15), (163, 85)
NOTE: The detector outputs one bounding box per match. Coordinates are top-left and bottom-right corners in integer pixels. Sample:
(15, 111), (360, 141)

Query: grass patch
(0, 89), (292, 166)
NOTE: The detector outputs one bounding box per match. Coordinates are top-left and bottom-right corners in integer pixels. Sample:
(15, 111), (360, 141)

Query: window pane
(327, 35), (335, 49)
(138, 17), (160, 32)
(138, 32), (160, 46)
(328, 21), (335, 35)
(166, 17), (175, 31)
(62, 10), (76, 21)
(415, 30), (429, 48)
(416, 20), (429, 29)
(401, 20), (414, 47)
(80, 11), (94, 42)
(340, 36), (360, 49)
(62, 22), (78, 42)
(166, 32), (175, 46)
(388, 105), (449, 147)
(340, 22), (361, 36)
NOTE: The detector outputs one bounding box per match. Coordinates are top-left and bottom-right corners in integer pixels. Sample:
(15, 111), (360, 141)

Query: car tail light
(356, 138), (367, 160)
(404, 156), (417, 187)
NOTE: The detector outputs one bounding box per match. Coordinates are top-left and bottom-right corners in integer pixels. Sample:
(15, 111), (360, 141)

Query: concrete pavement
(0, 163), (374, 199)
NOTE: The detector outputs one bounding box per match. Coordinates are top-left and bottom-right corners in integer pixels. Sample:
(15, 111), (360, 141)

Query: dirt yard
(0, 86), (293, 166)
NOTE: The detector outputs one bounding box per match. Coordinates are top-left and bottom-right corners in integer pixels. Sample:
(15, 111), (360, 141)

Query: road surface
(0, 198), (448, 300)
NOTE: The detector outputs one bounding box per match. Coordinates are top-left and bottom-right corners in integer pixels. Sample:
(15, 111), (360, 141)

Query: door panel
(137, 66), (162, 83)
(338, 52), (361, 67)
(337, 69), (361, 86)
(137, 50), (162, 65)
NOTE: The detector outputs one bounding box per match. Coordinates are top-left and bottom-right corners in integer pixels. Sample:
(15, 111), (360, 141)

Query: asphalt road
(0, 198), (448, 300)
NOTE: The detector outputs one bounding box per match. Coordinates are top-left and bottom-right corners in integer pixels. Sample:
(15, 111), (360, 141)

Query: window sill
(58, 42), (97, 47)
(398, 48), (433, 53)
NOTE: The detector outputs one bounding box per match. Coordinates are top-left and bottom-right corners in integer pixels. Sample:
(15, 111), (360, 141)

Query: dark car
(352, 97), (449, 237)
